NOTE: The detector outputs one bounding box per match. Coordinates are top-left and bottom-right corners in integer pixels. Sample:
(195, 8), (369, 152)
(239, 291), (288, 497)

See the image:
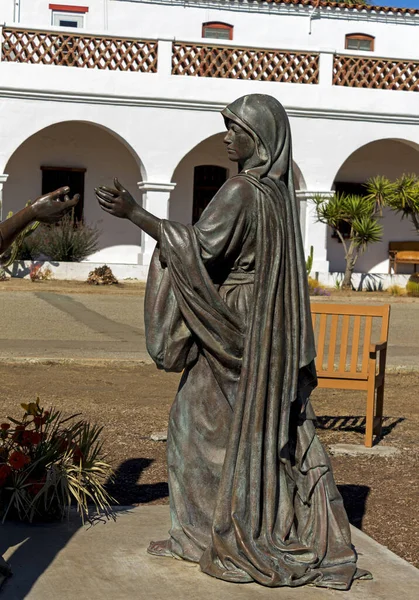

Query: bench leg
(365, 370), (376, 448)
(374, 383), (384, 438)
(374, 354), (387, 439)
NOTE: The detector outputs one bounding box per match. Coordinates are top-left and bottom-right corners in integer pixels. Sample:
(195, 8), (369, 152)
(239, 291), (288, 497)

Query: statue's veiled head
(222, 94), (291, 183)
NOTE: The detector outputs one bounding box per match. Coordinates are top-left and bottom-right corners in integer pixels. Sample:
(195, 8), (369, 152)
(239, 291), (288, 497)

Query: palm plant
(313, 193), (382, 289)
(365, 174), (419, 234)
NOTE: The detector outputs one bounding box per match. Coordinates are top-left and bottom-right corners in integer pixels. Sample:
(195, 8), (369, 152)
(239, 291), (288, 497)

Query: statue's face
(224, 120), (255, 164)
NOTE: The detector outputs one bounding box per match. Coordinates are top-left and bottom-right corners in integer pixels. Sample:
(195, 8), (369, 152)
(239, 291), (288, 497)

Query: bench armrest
(369, 340), (388, 354)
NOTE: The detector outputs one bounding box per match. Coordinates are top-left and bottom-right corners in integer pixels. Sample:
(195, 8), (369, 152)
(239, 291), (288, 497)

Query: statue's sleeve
(193, 178), (255, 265)
(145, 178), (253, 374)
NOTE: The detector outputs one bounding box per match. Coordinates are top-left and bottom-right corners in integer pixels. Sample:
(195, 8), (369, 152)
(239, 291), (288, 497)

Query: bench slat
(350, 316), (361, 373)
(362, 316), (373, 373)
(317, 314), (327, 369)
(339, 315), (350, 372)
(311, 312), (317, 333)
(316, 370), (369, 381)
(316, 378), (369, 391)
(311, 303), (388, 317)
(327, 314), (339, 371)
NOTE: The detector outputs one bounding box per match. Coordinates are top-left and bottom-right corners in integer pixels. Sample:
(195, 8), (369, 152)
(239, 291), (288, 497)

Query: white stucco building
(1, 0), (419, 280)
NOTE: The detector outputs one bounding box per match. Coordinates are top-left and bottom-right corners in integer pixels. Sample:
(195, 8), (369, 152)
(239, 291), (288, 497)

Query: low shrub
(87, 265), (118, 286)
(0, 399), (115, 523)
(406, 273), (419, 297)
(308, 277), (331, 297)
(387, 285), (405, 297)
(17, 213), (100, 262)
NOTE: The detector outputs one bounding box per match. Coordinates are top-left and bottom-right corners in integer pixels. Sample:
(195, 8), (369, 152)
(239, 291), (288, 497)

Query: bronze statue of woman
(96, 94), (370, 590)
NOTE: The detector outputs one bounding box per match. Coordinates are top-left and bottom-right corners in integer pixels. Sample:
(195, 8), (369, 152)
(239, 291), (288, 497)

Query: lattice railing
(333, 54), (419, 91)
(1, 28), (158, 72)
(172, 42), (319, 84)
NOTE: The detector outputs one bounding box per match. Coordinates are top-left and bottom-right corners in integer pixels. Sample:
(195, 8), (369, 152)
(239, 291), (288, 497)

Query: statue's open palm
(95, 179), (137, 219)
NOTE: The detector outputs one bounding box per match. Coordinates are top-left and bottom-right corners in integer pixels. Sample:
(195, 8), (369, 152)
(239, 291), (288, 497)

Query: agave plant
(0, 399), (115, 524)
(313, 192), (382, 289)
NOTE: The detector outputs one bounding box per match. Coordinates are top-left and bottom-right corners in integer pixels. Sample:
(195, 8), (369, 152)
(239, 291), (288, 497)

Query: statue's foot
(147, 539), (174, 558)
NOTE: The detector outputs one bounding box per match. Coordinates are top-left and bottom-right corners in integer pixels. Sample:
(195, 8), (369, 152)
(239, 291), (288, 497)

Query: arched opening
(329, 138), (419, 274)
(4, 121), (145, 264)
(170, 133), (232, 223)
(170, 133), (305, 224)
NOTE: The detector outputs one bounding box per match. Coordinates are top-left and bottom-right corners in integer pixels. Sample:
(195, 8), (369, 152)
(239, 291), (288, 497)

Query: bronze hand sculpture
(0, 187), (80, 256)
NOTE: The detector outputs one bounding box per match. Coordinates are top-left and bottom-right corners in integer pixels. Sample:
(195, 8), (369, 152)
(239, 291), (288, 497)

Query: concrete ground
(0, 289), (149, 363)
(0, 289), (418, 368)
(1, 506), (419, 600)
(1, 286), (418, 597)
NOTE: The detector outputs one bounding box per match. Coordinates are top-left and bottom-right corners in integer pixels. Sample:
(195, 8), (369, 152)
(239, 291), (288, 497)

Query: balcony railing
(171, 42), (319, 83)
(333, 54), (419, 91)
(2, 26), (419, 92)
(1, 27), (158, 72)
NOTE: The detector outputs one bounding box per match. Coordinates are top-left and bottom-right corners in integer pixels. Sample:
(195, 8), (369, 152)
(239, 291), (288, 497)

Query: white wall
(3, 1), (419, 60)
(2, 2), (419, 273)
(3, 121), (144, 263)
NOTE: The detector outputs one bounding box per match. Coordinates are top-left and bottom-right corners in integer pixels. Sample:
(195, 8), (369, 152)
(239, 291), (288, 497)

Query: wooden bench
(311, 303), (391, 448)
(389, 241), (419, 273)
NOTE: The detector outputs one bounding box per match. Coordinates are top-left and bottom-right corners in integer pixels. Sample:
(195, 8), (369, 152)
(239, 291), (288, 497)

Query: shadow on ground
(0, 456), (167, 598)
(0, 514), (81, 598)
(315, 415), (404, 439)
(338, 484), (370, 530)
(105, 457), (169, 505)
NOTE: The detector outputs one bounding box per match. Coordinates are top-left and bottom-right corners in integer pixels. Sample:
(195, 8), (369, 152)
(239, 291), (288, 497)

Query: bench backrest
(311, 303), (390, 378)
(389, 241), (419, 252)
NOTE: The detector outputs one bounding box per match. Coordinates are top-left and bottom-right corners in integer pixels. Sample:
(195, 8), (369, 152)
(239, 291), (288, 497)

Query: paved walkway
(0, 290), (418, 368)
(0, 290), (149, 363)
(1, 506), (419, 600)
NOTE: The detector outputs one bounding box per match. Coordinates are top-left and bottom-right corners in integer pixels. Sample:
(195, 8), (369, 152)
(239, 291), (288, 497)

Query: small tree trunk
(342, 243), (357, 289)
(411, 213), (419, 235)
(342, 263), (353, 289)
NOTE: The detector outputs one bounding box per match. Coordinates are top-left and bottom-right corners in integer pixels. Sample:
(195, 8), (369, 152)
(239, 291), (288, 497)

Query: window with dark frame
(192, 165), (228, 224)
(345, 34), (374, 52)
(41, 166), (85, 223)
(202, 22), (233, 41)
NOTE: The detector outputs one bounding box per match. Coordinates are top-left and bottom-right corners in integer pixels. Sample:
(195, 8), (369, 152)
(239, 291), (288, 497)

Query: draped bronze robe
(145, 94), (368, 590)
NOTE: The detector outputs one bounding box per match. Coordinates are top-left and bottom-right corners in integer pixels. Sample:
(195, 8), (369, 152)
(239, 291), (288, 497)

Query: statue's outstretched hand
(95, 178), (138, 220)
(31, 187), (80, 223)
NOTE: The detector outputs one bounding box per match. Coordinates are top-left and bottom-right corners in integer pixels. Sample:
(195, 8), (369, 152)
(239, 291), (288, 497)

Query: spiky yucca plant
(365, 174), (419, 234)
(313, 193), (382, 289)
(0, 399), (115, 524)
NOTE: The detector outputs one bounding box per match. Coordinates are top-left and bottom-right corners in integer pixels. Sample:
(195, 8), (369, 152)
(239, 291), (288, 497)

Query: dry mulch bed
(1, 364), (418, 568)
